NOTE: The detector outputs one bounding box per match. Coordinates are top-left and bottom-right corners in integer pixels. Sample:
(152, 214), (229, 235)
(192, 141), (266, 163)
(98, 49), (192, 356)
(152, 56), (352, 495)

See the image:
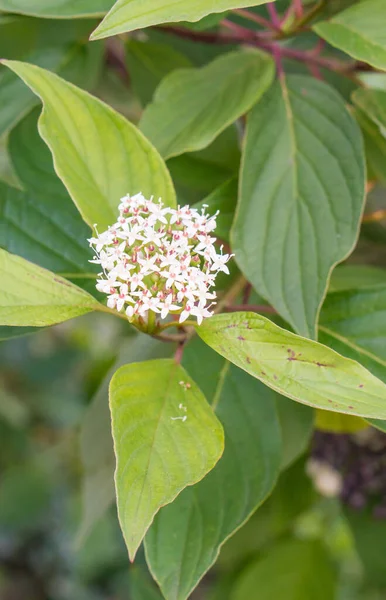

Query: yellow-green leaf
(0, 248), (98, 326)
(197, 312), (386, 419)
(91, 0), (275, 41)
(2, 60), (176, 230)
(109, 358), (224, 560)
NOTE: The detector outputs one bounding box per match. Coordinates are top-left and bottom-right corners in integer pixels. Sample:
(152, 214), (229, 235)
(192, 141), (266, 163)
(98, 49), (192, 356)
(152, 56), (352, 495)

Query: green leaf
(91, 0), (275, 40)
(232, 75), (365, 339)
(140, 49), (274, 159)
(194, 178), (237, 243)
(314, 0), (386, 72)
(320, 285), (386, 365)
(145, 339), (282, 600)
(318, 286), (386, 431)
(0, 45), (76, 138)
(352, 88), (386, 137)
(0, 0), (113, 18)
(110, 358), (224, 560)
(9, 107), (69, 198)
(329, 265), (386, 292)
(130, 566), (164, 600)
(126, 39), (192, 107)
(232, 539), (335, 600)
(345, 505), (386, 587)
(197, 312), (386, 419)
(275, 396), (314, 469)
(2, 60), (176, 230)
(0, 248), (98, 326)
(219, 458), (317, 571)
(0, 181), (95, 277)
(354, 106), (386, 184)
(78, 334), (172, 546)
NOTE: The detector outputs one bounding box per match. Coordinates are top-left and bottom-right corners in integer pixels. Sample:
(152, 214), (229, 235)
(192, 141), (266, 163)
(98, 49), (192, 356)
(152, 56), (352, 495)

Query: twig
(233, 8), (280, 32)
(267, 2), (282, 30)
(174, 342), (185, 364)
(293, 0), (304, 19)
(214, 275), (247, 314)
(161, 23), (358, 75)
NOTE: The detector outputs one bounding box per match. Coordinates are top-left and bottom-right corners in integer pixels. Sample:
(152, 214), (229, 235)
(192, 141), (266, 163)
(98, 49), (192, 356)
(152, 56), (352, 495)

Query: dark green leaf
(140, 49), (274, 159)
(126, 39), (192, 107)
(314, 1), (386, 71)
(231, 539), (335, 600)
(232, 75), (365, 338)
(194, 178), (238, 243)
(145, 339), (282, 600)
(0, 0), (113, 18)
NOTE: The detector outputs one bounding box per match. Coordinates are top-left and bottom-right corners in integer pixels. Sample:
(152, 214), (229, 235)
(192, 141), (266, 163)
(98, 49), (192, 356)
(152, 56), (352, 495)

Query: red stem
(159, 24), (357, 74)
(267, 2), (282, 29)
(293, 0), (304, 19)
(234, 8), (280, 32)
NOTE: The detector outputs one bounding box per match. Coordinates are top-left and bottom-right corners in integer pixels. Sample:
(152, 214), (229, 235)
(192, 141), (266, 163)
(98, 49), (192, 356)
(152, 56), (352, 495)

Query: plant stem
(161, 23), (358, 74)
(215, 275), (247, 314)
(293, 0), (304, 19)
(267, 2), (282, 30)
(233, 8), (280, 31)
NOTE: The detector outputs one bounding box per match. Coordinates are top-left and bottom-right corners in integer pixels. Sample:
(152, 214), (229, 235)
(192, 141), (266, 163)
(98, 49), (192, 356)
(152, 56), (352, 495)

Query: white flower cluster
(89, 193), (232, 326)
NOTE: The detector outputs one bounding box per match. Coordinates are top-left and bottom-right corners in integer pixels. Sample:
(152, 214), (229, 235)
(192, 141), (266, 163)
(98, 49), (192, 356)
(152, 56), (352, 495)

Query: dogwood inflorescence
(88, 192), (232, 328)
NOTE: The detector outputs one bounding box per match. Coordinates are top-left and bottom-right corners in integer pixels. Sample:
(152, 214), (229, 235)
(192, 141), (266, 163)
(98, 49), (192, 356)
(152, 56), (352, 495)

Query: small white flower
(89, 192), (232, 327)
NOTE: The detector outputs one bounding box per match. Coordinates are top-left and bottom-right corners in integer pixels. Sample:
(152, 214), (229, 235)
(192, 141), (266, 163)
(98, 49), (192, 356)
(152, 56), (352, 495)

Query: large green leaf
(352, 88), (386, 137)
(329, 265), (386, 292)
(9, 107), (69, 197)
(345, 505), (386, 587)
(91, 0), (275, 40)
(145, 339), (282, 600)
(319, 284), (386, 432)
(0, 180), (96, 278)
(354, 107), (386, 184)
(2, 60), (176, 230)
(110, 358), (224, 560)
(0, 0), (113, 18)
(232, 75), (365, 339)
(78, 334), (172, 545)
(0, 248), (98, 326)
(219, 458), (317, 570)
(197, 312), (386, 419)
(232, 539), (335, 600)
(0, 45), (75, 138)
(275, 397), (314, 470)
(320, 285), (386, 364)
(126, 39), (192, 107)
(314, 0), (386, 72)
(140, 49), (274, 159)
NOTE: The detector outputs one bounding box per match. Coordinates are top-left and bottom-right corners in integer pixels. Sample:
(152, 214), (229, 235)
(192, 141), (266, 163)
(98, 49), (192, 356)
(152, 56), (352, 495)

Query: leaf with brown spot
(197, 312), (386, 419)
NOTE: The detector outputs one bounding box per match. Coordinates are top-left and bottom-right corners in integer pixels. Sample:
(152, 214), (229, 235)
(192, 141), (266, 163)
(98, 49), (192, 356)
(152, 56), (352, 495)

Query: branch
(160, 23), (358, 75)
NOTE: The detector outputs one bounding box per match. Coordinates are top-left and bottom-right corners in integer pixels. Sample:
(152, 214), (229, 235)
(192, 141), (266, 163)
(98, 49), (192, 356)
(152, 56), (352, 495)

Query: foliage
(1, 1), (386, 599)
